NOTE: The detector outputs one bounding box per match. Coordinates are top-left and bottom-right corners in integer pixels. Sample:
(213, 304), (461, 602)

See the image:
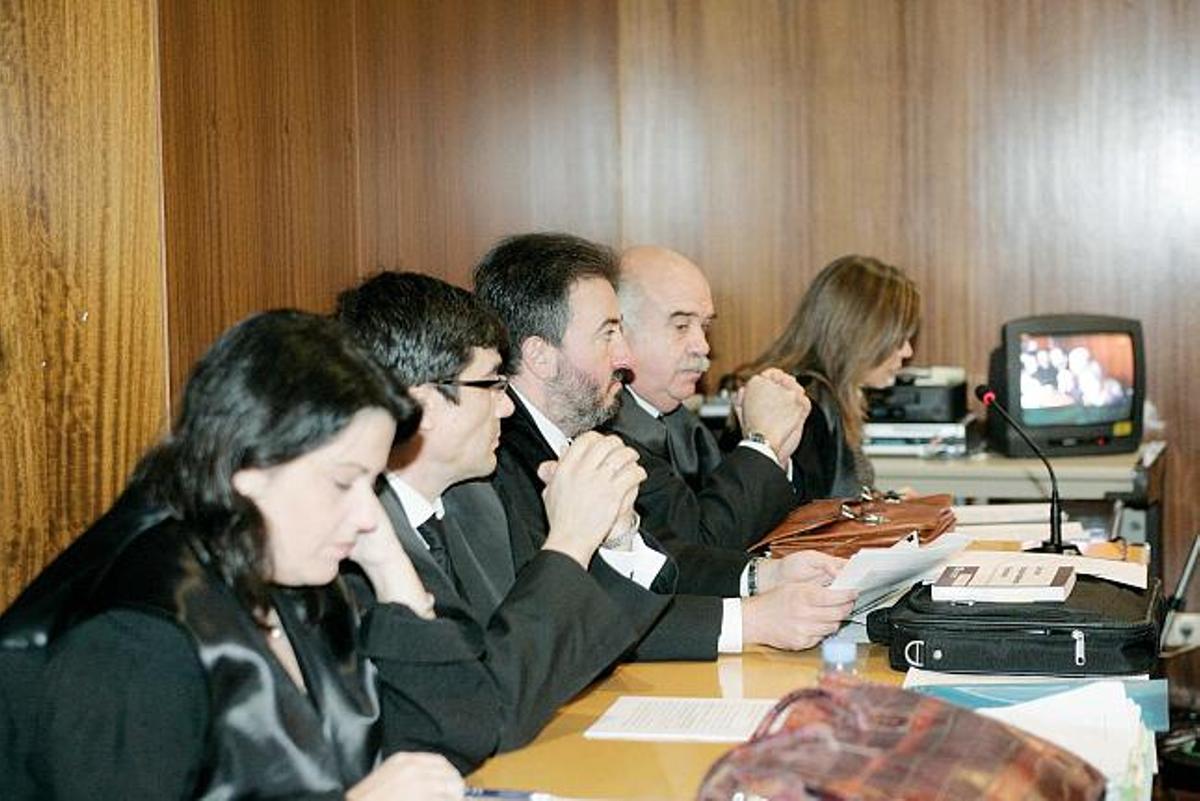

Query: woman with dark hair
(736, 255), (921, 499)
(0, 310), (492, 799)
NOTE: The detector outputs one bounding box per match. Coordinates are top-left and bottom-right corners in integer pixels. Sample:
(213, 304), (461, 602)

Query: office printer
(866, 366), (967, 423)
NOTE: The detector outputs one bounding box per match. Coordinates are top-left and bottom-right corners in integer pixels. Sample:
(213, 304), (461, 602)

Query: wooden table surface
(467, 644), (904, 800)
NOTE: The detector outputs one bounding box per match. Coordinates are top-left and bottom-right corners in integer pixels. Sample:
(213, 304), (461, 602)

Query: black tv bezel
(987, 314), (1144, 457)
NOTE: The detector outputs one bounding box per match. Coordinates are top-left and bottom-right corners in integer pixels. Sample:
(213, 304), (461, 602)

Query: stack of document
(950, 503), (1054, 526)
(904, 670), (1166, 724)
(949, 502), (1088, 548)
(906, 671), (1164, 801)
(978, 682), (1155, 801)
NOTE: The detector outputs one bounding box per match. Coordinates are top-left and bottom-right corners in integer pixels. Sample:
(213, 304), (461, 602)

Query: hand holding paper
(830, 532), (969, 613)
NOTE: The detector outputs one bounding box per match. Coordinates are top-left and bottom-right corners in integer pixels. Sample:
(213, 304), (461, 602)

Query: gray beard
(546, 362), (622, 438)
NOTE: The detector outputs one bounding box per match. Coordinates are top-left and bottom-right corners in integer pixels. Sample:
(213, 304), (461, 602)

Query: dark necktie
(417, 516), (454, 577)
(662, 406), (722, 487)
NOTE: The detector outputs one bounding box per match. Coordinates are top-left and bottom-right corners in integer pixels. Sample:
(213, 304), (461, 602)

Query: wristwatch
(745, 431), (769, 446)
(747, 556), (769, 596)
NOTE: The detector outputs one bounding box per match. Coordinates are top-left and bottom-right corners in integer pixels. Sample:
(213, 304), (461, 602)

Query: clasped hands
(539, 432), (647, 567)
(733, 368), (812, 466)
(345, 432), (648, 617)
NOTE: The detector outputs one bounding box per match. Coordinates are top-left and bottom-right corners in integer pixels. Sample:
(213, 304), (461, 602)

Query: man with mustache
(476, 232), (855, 657)
(613, 245), (810, 550)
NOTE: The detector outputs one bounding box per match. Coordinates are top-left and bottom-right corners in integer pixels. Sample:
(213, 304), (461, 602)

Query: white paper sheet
(583, 696), (778, 742)
(830, 533), (969, 612)
(949, 520), (1086, 543)
(951, 503), (1055, 526)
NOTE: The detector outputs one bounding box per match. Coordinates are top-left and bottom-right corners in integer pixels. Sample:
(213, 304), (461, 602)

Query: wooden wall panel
(619, 0), (913, 367)
(355, 0), (621, 286)
(159, 0), (361, 398)
(0, 0), (168, 606)
(10, 0), (1192, 610)
(619, 0), (1200, 596)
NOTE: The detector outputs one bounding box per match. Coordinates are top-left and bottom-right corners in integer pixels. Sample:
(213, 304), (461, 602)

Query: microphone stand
(976, 386), (1078, 554)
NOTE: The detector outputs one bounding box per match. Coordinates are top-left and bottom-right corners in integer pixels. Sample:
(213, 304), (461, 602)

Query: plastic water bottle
(819, 637), (859, 681)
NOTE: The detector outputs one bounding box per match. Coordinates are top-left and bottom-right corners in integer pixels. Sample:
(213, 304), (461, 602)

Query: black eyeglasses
(435, 375), (510, 393)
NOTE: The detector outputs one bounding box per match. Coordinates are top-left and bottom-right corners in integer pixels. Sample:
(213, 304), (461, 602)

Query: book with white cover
(931, 563), (1076, 602)
(936, 550), (1145, 590)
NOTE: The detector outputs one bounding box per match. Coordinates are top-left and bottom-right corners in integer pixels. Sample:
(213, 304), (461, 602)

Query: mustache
(679, 356), (711, 373)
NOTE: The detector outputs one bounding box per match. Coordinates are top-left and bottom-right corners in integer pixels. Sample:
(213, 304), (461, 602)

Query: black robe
(379, 478), (648, 751)
(606, 386), (799, 550)
(789, 381), (864, 499)
(494, 392), (754, 660)
(0, 490), (505, 800)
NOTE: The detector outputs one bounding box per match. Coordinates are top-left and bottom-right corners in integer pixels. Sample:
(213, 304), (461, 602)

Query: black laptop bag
(866, 575), (1164, 675)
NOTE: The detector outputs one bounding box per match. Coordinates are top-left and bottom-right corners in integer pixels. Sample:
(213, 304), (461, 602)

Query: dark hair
(132, 310), (419, 611)
(472, 233), (618, 370)
(335, 271), (509, 402)
(737, 255), (921, 445)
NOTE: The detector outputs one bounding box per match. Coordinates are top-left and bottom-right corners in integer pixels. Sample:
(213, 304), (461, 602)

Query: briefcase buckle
(904, 639), (925, 667)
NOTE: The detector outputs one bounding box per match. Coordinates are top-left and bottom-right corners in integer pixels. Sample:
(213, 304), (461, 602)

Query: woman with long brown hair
(736, 255), (921, 499)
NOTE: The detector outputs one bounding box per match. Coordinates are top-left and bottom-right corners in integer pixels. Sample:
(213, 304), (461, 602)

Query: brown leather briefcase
(751, 494), (956, 558)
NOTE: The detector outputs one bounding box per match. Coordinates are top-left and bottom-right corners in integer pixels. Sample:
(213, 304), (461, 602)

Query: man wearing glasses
(335, 271), (666, 756)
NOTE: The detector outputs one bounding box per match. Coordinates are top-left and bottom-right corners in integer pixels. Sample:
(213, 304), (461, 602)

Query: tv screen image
(986, 314), (1144, 457)
(1017, 332), (1135, 427)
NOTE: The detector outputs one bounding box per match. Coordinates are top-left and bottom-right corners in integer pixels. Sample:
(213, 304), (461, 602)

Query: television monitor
(986, 315), (1144, 457)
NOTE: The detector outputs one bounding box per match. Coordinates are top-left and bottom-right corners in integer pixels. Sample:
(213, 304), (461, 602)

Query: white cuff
(596, 532), (668, 589)
(717, 598), (744, 653)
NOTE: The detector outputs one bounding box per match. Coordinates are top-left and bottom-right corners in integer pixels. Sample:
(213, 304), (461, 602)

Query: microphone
(975, 385), (1076, 554)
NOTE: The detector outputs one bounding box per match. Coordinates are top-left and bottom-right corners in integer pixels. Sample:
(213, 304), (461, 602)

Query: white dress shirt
(385, 473), (445, 539)
(512, 386), (746, 652)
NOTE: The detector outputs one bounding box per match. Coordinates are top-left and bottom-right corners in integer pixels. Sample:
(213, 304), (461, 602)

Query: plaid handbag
(751, 495), (956, 558)
(696, 677), (1105, 801)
